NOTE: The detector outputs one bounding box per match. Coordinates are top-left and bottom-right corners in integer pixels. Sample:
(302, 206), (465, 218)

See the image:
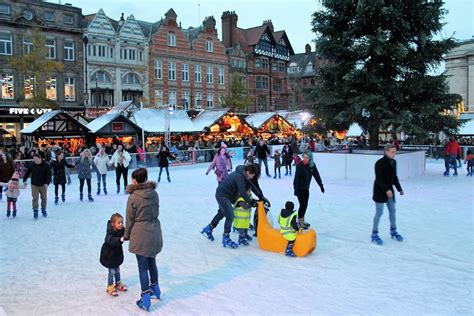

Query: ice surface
(0, 161), (472, 315)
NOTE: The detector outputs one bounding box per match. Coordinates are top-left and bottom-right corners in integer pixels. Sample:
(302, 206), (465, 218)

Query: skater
(124, 168), (163, 311)
(100, 213), (128, 297)
(0, 172), (24, 218)
(272, 149), (282, 179)
(282, 143), (293, 176)
(0, 151), (15, 201)
(465, 149), (474, 176)
(444, 137), (461, 176)
(76, 149), (100, 202)
(206, 146), (232, 184)
(279, 201), (300, 257)
(22, 153), (51, 219)
(293, 151), (324, 229)
(156, 144), (175, 183)
(371, 144), (405, 245)
(94, 147), (110, 195)
(201, 164), (259, 249)
(244, 146), (255, 165)
(110, 144), (131, 194)
(50, 150), (75, 204)
(255, 138), (271, 177)
(233, 191), (253, 246)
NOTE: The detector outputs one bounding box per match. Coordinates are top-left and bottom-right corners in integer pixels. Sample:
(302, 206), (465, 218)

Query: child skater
(272, 149), (282, 179)
(94, 147), (110, 195)
(51, 150), (75, 204)
(465, 149), (474, 176)
(279, 201), (300, 257)
(233, 189), (253, 246)
(76, 149), (99, 202)
(100, 213), (128, 296)
(0, 171), (24, 218)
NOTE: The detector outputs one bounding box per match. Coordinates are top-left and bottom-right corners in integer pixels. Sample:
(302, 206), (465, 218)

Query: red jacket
(445, 140), (461, 156)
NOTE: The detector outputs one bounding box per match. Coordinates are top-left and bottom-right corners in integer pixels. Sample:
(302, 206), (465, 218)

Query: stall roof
(346, 123), (364, 137)
(458, 119), (474, 135)
(109, 100), (136, 114)
(131, 109), (200, 133)
(192, 109), (231, 131)
(21, 110), (60, 134)
(87, 112), (122, 133)
(283, 111), (313, 129)
(245, 112), (278, 129)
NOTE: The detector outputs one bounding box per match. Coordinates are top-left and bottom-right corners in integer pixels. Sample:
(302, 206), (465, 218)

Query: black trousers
(79, 178), (92, 195)
(296, 189), (310, 219)
(54, 183), (66, 197)
(116, 165), (128, 187)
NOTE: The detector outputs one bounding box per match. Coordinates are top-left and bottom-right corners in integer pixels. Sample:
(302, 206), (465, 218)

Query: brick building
(221, 11), (294, 113)
(143, 9), (228, 111)
(0, 0), (84, 136)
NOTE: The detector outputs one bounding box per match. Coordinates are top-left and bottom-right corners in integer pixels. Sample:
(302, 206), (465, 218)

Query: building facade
(221, 11), (294, 113)
(0, 0), (84, 136)
(83, 9), (149, 118)
(444, 39), (474, 112)
(145, 9), (228, 111)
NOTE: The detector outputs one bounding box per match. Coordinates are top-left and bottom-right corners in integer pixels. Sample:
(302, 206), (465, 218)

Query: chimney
(262, 19), (274, 32)
(305, 43), (311, 55)
(221, 11), (238, 48)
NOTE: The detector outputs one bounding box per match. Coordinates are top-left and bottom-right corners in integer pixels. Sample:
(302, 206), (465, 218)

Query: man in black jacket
(255, 138), (271, 177)
(23, 153), (51, 219)
(371, 144), (404, 245)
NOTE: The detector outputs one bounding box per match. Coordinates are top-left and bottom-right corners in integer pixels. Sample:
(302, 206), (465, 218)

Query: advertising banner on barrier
(227, 147), (244, 160)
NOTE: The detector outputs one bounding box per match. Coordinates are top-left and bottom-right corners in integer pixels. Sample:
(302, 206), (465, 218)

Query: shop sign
(112, 122), (124, 132)
(7, 107), (53, 115)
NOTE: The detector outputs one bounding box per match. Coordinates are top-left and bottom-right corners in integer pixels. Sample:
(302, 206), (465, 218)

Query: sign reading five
(9, 108), (53, 115)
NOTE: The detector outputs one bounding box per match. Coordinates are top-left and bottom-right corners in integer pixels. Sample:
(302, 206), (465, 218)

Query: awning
(458, 119), (474, 135)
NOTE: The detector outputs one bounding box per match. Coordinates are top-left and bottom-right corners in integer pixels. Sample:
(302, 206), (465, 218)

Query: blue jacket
(216, 165), (254, 204)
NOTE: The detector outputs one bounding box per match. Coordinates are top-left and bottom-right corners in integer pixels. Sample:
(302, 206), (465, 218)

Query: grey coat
(75, 158), (99, 180)
(124, 182), (163, 258)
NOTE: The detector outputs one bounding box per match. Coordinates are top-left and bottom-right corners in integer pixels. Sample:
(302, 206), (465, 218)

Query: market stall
(87, 112), (142, 147)
(192, 109), (254, 141)
(20, 110), (90, 155)
(246, 112), (295, 139)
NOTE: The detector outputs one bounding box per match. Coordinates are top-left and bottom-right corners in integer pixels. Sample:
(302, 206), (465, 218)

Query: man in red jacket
(444, 137), (461, 176)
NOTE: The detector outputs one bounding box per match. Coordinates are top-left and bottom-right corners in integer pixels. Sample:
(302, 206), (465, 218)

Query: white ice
(0, 160), (473, 315)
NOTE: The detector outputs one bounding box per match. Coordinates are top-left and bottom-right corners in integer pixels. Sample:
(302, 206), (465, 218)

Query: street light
(82, 35), (89, 108)
(164, 105), (173, 147)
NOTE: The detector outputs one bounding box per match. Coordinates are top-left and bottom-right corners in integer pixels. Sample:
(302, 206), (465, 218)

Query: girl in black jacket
(100, 213), (127, 296)
(156, 145), (175, 183)
(293, 151), (324, 229)
(282, 144), (294, 176)
(50, 150), (74, 204)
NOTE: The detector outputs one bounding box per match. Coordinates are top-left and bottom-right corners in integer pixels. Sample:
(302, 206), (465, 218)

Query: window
(122, 73), (140, 85)
(181, 63), (189, 82)
(24, 77), (34, 99)
(154, 90), (163, 107)
(0, 74), (14, 99)
(195, 91), (202, 110)
(239, 76), (247, 88)
(45, 77), (57, 100)
(43, 11), (54, 21)
(23, 37), (33, 54)
(154, 60), (162, 79)
(206, 66), (213, 84)
(168, 62), (176, 80)
(218, 67), (224, 85)
(64, 77), (75, 101)
(45, 38), (56, 59)
(182, 91), (190, 110)
(97, 45), (106, 58)
(128, 49), (136, 60)
(0, 4), (10, 15)
(306, 62), (314, 72)
(256, 58), (268, 69)
(0, 32), (12, 55)
(256, 76), (269, 89)
(167, 33), (176, 47)
(258, 96), (266, 111)
(278, 62), (285, 72)
(168, 91), (176, 106)
(91, 71), (112, 83)
(108, 47), (114, 58)
(272, 62), (278, 72)
(139, 51), (143, 62)
(64, 41), (74, 61)
(63, 14), (74, 25)
(207, 93), (214, 108)
(273, 79), (282, 92)
(194, 64), (202, 83)
(206, 39), (213, 52)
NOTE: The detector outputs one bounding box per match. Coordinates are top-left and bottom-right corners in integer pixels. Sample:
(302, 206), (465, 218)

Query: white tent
(346, 123), (364, 137)
(458, 119), (474, 136)
(192, 109), (229, 132)
(245, 112), (277, 129)
(131, 109), (199, 133)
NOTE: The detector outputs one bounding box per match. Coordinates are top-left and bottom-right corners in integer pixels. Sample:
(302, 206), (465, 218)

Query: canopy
(458, 119), (474, 136)
(192, 109), (229, 132)
(346, 124), (364, 137)
(131, 109), (199, 133)
(245, 112), (276, 129)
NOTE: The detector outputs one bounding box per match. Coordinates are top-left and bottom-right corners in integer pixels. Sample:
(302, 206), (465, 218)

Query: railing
(400, 144), (473, 159)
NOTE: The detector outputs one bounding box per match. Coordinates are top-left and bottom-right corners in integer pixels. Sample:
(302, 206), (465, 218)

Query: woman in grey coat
(75, 149), (99, 202)
(124, 168), (163, 312)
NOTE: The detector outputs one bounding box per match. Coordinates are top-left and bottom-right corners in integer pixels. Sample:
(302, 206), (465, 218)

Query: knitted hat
(285, 201), (294, 211)
(11, 171), (19, 181)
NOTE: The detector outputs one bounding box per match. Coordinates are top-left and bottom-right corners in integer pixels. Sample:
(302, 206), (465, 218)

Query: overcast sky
(55, 0), (473, 52)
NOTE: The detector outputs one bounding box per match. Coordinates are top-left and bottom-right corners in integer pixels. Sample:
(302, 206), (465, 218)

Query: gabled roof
(192, 109), (230, 131)
(274, 30), (295, 55)
(245, 112), (278, 129)
(21, 111), (90, 135)
(87, 112), (121, 133)
(182, 26), (204, 43)
(119, 14), (146, 41)
(238, 25), (275, 46)
(137, 20), (163, 40)
(131, 109), (199, 133)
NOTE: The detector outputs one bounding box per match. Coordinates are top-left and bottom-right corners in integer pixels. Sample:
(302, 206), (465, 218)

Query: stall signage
(112, 122), (124, 132)
(8, 108), (52, 115)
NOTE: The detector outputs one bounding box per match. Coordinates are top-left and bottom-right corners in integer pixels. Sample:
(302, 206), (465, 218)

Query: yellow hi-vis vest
(233, 197), (251, 229)
(279, 212), (297, 241)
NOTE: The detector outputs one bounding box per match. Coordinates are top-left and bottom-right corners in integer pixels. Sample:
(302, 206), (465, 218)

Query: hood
(126, 181), (157, 198)
(235, 165), (245, 175)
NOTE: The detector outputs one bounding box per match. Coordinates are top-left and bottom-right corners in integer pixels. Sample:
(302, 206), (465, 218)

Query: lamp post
(139, 99), (146, 164)
(82, 35), (89, 115)
(164, 105), (173, 147)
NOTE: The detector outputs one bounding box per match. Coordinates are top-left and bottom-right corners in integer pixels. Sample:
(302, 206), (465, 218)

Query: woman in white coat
(94, 147), (110, 195)
(109, 144), (131, 194)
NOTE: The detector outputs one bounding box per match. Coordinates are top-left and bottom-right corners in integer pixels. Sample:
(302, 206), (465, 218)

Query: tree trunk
(369, 127), (380, 150)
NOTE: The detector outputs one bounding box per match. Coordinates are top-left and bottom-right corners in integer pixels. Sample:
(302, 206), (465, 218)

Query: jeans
(54, 183), (66, 197)
(444, 155), (457, 174)
(296, 189), (309, 219)
(258, 158), (270, 176)
(116, 165), (128, 187)
(274, 165), (281, 176)
(97, 173), (107, 189)
(136, 255), (159, 292)
(158, 167), (169, 180)
(108, 267), (121, 286)
(210, 193), (235, 234)
(373, 197), (397, 232)
(79, 178), (92, 195)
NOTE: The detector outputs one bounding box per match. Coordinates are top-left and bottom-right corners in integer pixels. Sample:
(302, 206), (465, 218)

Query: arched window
(91, 71), (112, 83)
(122, 73), (141, 85)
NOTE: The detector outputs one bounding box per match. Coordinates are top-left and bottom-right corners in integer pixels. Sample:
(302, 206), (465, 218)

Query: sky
(53, 0), (473, 54)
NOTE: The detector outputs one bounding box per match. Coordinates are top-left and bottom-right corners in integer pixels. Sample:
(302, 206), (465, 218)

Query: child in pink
(0, 171), (24, 218)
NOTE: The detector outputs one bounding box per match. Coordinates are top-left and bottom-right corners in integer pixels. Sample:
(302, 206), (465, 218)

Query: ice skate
(33, 209), (38, 220)
(371, 231), (383, 245)
(150, 282), (161, 299)
(54, 196), (59, 205)
(390, 228), (404, 242)
(201, 224), (215, 241)
(222, 233), (238, 248)
(6, 210), (10, 218)
(88, 194), (94, 202)
(41, 208), (47, 218)
(61, 194), (66, 202)
(136, 290), (151, 311)
(106, 285), (118, 297)
(12, 210), (16, 218)
(115, 281), (127, 292)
